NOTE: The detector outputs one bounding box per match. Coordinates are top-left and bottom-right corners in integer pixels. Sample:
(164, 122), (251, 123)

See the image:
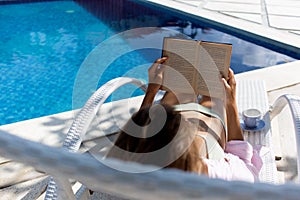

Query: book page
(200, 42), (231, 79)
(161, 38), (198, 94)
(195, 42), (232, 99)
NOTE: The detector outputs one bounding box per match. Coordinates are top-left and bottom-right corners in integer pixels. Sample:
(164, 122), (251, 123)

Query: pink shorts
(204, 140), (263, 182)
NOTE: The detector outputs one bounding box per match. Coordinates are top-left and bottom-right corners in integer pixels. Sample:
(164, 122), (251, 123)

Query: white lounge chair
(0, 77), (300, 199)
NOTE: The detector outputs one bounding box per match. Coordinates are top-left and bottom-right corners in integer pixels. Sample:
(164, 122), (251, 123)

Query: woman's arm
(222, 69), (244, 141)
(140, 57), (168, 109)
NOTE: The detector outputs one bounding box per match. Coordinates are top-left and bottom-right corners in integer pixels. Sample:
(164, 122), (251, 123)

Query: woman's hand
(147, 57), (168, 93)
(222, 68), (237, 105)
(140, 57), (168, 109)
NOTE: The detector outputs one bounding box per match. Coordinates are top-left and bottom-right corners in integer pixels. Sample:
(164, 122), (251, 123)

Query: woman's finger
(222, 78), (230, 89)
(155, 57), (168, 64)
(227, 69), (236, 86)
(149, 57), (168, 73)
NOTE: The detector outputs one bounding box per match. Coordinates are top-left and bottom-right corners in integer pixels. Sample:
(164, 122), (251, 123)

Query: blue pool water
(0, 0), (296, 125)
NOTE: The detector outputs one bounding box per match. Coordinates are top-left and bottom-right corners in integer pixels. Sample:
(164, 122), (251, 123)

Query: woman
(107, 57), (262, 182)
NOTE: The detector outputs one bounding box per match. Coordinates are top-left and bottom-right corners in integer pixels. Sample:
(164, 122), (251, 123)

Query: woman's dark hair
(106, 104), (207, 174)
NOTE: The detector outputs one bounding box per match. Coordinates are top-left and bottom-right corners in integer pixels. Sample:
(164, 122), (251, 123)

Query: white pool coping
(0, 96), (143, 148)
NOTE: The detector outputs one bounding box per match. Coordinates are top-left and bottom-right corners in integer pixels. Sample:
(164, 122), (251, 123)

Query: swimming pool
(0, 0), (295, 125)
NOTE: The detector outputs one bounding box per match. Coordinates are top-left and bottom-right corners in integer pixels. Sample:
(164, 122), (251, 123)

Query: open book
(161, 37), (232, 99)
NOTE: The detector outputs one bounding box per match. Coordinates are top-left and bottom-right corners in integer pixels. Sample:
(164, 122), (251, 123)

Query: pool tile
(203, 2), (261, 14)
(266, 0), (300, 7)
(290, 30), (300, 35)
(267, 5), (300, 17)
(269, 15), (300, 30)
(173, 0), (203, 7)
(211, 0), (260, 3)
(221, 12), (262, 24)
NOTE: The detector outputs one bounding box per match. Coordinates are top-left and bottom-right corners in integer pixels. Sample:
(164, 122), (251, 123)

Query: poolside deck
(0, 0), (300, 199)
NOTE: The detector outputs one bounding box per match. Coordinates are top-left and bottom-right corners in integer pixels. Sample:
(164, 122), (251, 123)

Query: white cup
(242, 108), (262, 128)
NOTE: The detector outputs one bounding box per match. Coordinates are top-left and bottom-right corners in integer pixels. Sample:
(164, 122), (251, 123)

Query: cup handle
(256, 117), (260, 125)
